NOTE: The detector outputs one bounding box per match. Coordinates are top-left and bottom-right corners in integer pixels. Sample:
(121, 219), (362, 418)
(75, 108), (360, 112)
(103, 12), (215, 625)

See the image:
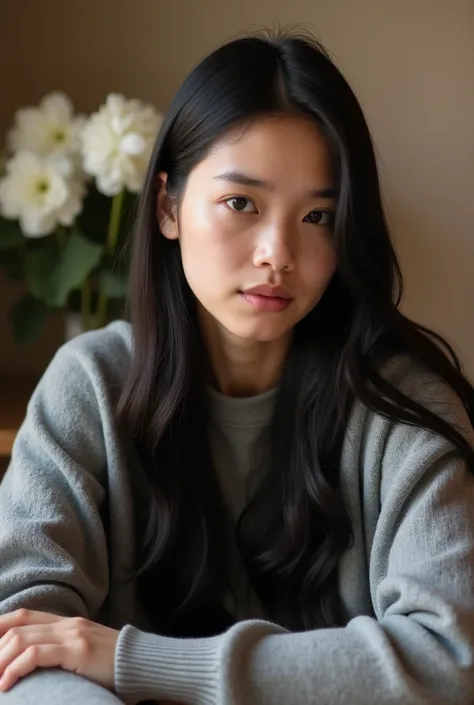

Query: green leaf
(10, 294), (49, 342)
(98, 268), (128, 299)
(50, 229), (103, 307)
(0, 218), (26, 250)
(24, 238), (60, 304)
(24, 230), (104, 307)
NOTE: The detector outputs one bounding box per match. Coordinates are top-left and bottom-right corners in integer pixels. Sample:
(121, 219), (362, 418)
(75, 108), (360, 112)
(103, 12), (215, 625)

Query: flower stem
(106, 190), (125, 257)
(96, 190), (125, 327)
(96, 283), (108, 327)
(81, 277), (92, 331)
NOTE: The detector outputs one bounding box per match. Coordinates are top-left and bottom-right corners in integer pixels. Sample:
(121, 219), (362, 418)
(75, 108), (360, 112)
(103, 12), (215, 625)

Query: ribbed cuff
(115, 626), (220, 705)
(114, 620), (283, 705)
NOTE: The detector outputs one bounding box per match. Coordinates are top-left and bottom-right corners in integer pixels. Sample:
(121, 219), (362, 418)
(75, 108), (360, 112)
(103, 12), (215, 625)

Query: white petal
(11, 151), (43, 172)
(80, 94), (161, 193)
(7, 112), (50, 154)
(111, 116), (124, 135)
(20, 210), (56, 237)
(0, 198), (21, 218)
(0, 152), (44, 215)
(43, 175), (69, 209)
(106, 94), (125, 115)
(96, 172), (123, 196)
(46, 155), (75, 178)
(40, 92), (73, 121)
(120, 132), (146, 155)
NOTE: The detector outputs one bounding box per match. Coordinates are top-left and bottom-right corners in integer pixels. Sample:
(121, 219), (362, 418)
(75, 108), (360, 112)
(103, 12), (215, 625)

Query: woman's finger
(0, 612), (118, 691)
(0, 609), (63, 635)
(0, 626), (56, 674)
(0, 644), (60, 691)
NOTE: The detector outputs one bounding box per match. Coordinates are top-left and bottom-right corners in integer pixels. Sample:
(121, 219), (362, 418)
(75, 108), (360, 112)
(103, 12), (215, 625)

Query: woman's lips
(239, 292), (292, 312)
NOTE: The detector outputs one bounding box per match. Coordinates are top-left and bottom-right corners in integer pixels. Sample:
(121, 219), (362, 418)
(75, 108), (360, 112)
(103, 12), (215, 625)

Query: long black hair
(117, 30), (474, 637)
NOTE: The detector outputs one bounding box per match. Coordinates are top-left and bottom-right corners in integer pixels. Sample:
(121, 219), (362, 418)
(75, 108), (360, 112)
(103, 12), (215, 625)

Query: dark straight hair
(117, 30), (474, 637)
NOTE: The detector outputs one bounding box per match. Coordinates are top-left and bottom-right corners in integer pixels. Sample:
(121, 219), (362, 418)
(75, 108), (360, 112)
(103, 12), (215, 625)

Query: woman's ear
(156, 172), (179, 240)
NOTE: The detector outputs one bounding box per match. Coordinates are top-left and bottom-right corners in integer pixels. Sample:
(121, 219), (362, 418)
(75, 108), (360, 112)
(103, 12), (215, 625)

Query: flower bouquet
(0, 92), (162, 341)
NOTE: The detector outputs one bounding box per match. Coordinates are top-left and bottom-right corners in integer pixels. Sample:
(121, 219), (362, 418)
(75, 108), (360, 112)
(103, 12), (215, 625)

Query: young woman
(0, 30), (473, 705)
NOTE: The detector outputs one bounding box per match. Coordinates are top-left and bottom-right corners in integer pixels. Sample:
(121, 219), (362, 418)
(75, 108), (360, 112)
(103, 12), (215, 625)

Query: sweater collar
(207, 386), (277, 427)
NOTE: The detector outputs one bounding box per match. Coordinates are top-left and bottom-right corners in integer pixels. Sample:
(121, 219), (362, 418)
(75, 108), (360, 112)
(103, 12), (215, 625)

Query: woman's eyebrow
(213, 171), (338, 199)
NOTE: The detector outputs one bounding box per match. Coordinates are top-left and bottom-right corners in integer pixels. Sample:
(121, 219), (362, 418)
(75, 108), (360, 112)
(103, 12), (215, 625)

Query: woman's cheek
(299, 241), (337, 292)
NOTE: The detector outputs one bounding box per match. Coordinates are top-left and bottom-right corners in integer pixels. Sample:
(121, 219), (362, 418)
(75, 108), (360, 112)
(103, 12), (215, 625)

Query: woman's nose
(252, 224), (294, 273)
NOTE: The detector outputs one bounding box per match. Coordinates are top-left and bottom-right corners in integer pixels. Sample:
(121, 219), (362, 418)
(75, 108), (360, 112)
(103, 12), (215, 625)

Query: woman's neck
(200, 315), (291, 397)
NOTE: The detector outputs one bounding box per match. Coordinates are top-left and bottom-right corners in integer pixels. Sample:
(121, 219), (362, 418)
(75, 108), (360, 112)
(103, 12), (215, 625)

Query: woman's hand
(0, 609), (119, 692)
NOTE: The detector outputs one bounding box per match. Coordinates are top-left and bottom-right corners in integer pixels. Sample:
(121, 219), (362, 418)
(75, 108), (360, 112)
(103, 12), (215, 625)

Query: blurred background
(1, 0), (473, 377)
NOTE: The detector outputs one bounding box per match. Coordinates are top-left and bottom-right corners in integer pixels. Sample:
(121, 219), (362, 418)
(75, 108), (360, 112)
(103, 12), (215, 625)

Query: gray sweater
(1, 320), (474, 705)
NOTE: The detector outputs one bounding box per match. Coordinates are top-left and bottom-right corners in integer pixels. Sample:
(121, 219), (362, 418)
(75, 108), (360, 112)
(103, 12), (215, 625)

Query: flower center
(36, 179), (50, 194)
(52, 129), (66, 143)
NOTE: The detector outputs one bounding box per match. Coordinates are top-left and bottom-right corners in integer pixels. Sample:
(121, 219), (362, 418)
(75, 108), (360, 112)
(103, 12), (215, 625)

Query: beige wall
(1, 0), (473, 375)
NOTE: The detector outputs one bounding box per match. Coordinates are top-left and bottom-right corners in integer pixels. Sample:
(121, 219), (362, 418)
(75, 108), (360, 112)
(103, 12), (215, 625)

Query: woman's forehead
(192, 115), (335, 189)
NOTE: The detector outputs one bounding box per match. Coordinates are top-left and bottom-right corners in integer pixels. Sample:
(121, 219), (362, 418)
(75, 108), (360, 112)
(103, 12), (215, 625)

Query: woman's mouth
(239, 292), (292, 312)
(239, 283), (293, 313)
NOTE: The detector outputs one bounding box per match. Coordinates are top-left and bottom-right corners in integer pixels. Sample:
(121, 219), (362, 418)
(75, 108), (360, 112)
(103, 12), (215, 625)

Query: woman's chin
(223, 320), (294, 344)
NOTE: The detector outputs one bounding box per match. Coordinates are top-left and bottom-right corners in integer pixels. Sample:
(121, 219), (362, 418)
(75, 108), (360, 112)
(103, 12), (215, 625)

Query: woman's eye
(303, 210), (334, 226)
(225, 197), (256, 213)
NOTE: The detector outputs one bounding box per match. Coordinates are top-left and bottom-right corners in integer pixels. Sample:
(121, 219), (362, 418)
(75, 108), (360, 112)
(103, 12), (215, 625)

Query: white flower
(7, 93), (86, 164)
(0, 151), (85, 238)
(81, 93), (162, 196)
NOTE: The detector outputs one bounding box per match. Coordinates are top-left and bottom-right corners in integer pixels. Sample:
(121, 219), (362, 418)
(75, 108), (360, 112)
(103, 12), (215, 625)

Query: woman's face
(159, 115), (338, 344)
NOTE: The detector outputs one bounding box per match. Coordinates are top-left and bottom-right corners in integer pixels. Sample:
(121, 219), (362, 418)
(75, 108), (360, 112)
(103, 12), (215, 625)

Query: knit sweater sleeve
(114, 371), (474, 705)
(0, 339), (110, 618)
